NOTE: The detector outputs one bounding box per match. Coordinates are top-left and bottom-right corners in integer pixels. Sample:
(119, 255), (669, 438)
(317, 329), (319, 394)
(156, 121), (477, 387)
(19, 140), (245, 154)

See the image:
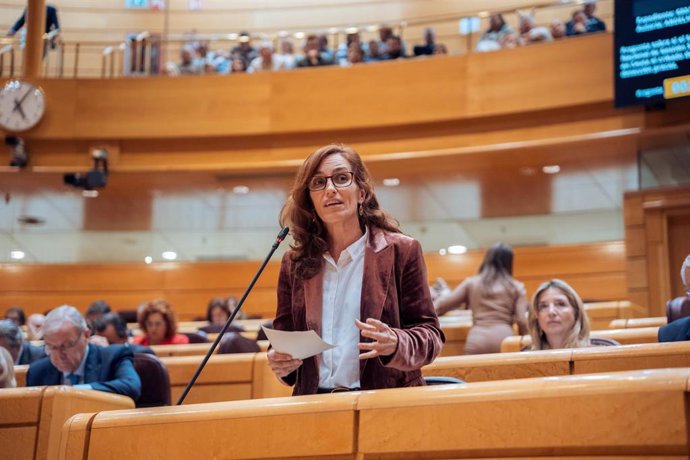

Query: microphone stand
(176, 226), (289, 405)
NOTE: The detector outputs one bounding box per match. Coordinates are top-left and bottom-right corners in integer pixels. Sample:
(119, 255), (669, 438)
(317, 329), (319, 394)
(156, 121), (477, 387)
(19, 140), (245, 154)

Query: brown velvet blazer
(274, 227), (445, 395)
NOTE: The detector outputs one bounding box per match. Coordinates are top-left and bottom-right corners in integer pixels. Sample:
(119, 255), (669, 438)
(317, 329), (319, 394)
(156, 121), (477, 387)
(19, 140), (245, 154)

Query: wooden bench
(609, 316), (666, 329)
(0, 386), (133, 460)
(424, 341), (690, 383)
(501, 326), (660, 352)
(57, 368), (690, 459)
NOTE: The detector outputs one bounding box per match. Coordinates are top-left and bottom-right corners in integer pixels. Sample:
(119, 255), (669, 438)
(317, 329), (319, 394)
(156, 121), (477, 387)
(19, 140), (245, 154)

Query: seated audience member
(4, 306), (26, 326)
(318, 34), (335, 64)
(433, 43), (448, 55)
(499, 32), (521, 49)
(248, 41), (291, 72)
(94, 313), (155, 354)
(478, 14), (514, 48)
(0, 347), (16, 388)
(229, 56), (248, 73)
(550, 19), (566, 39)
(519, 13), (553, 44)
(375, 25), (407, 57)
(659, 255), (690, 342)
(85, 300), (111, 330)
(296, 34), (332, 67)
(413, 28), (437, 56)
(26, 313), (46, 340)
(0, 319), (45, 365)
(528, 279), (591, 350)
(342, 43), (365, 66)
(198, 297), (244, 334)
(132, 299), (189, 346)
(434, 243), (528, 354)
(574, 0), (606, 34)
(230, 31), (258, 68)
(27, 306), (141, 400)
(385, 36), (406, 59)
(566, 10), (588, 36)
(366, 39), (384, 61)
(166, 47), (202, 76)
(336, 31), (365, 65)
(277, 39), (297, 69)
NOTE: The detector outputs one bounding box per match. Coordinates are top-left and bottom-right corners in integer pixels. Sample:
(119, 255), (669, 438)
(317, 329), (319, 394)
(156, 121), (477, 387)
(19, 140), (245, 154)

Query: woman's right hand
(267, 348), (303, 378)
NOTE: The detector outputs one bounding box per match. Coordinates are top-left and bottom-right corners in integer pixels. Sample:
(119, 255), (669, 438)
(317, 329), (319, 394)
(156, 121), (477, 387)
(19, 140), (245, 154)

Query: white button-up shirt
(318, 229), (367, 389)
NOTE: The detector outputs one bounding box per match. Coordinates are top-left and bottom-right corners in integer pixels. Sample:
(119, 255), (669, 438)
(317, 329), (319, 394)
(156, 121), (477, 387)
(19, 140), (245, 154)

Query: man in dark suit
(26, 305), (141, 401)
(6, 4), (59, 36)
(0, 319), (46, 365)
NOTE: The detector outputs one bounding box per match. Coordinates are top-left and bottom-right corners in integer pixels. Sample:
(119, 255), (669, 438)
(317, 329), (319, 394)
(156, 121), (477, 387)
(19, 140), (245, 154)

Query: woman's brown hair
(137, 299), (178, 340)
(280, 144), (400, 279)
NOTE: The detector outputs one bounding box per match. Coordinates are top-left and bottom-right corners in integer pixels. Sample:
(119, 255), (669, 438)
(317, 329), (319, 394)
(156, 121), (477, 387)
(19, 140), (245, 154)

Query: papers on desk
(261, 326), (334, 360)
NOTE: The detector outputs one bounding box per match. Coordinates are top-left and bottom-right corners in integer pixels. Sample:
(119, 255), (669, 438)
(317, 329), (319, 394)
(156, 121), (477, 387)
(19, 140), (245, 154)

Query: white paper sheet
(261, 326), (334, 360)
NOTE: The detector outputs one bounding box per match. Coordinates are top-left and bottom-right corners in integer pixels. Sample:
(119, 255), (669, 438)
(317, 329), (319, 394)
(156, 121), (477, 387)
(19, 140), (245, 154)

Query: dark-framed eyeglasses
(308, 171), (354, 191)
(45, 334), (82, 354)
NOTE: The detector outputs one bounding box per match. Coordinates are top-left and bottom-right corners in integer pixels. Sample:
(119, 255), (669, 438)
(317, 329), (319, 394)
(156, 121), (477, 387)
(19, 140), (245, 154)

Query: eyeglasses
(45, 335), (82, 354)
(308, 171), (354, 191)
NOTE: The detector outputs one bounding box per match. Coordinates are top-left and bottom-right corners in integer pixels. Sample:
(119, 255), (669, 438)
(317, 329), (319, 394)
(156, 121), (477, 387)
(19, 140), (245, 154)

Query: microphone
(176, 226), (289, 405)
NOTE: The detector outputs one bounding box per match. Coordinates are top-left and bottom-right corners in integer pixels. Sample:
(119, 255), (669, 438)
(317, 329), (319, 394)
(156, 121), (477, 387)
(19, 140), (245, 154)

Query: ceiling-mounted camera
(64, 148), (109, 191)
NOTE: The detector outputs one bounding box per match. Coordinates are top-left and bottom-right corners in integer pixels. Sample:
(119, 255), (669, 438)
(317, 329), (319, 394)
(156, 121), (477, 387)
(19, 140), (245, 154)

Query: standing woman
(268, 144), (444, 395)
(434, 243), (528, 354)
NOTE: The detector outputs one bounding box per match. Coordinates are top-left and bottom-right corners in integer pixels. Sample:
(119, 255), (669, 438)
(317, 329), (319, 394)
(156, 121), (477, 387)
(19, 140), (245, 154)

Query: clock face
(0, 80), (46, 132)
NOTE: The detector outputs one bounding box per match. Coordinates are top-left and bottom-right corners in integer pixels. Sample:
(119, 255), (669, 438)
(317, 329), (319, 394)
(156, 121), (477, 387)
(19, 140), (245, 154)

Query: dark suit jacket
(11, 5), (59, 34)
(17, 342), (46, 365)
(274, 227), (444, 395)
(26, 344), (141, 401)
(658, 317), (690, 342)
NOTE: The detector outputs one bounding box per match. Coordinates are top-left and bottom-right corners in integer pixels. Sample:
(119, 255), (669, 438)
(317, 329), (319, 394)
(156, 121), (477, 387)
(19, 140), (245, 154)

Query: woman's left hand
(356, 318), (398, 359)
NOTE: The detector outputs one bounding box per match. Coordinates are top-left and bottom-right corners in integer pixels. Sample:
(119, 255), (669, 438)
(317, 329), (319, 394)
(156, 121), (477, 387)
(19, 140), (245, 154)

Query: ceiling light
(10, 250), (25, 260)
(162, 251), (177, 260)
(542, 165), (561, 174)
(345, 27), (359, 34)
(382, 178), (400, 187)
(82, 190), (99, 198)
(294, 32), (305, 39)
(232, 185), (250, 194)
(447, 245), (467, 255)
(144, 256), (152, 264)
(438, 248), (447, 256)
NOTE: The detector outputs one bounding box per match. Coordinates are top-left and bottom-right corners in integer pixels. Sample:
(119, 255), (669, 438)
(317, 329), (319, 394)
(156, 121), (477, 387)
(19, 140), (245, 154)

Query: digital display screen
(614, 0), (690, 107)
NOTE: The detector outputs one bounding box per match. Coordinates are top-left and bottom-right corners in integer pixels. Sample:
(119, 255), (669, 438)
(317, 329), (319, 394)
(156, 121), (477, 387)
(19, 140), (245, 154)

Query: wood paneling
(0, 241), (627, 320)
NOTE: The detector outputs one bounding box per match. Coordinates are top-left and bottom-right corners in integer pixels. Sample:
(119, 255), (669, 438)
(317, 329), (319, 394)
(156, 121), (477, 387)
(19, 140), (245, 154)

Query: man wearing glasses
(26, 305), (141, 401)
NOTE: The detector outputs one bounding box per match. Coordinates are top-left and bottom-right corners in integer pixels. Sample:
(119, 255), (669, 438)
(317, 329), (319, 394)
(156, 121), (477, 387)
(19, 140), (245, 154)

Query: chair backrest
(217, 332), (260, 354)
(133, 352), (171, 408)
(424, 376), (465, 385)
(590, 337), (620, 347)
(183, 332), (211, 343)
(255, 320), (274, 342)
(198, 323), (244, 334)
(666, 296), (690, 323)
(117, 309), (138, 323)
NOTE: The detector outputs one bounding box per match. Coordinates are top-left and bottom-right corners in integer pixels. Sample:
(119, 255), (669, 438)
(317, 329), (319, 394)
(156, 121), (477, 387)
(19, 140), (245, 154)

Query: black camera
(63, 149), (109, 190)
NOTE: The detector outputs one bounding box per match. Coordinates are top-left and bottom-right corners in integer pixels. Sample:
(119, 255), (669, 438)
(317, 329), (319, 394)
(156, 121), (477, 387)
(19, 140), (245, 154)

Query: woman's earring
(358, 203), (364, 216)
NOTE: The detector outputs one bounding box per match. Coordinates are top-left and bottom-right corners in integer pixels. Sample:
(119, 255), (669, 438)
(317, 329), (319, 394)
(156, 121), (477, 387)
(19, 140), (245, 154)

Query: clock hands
(12, 87), (34, 120)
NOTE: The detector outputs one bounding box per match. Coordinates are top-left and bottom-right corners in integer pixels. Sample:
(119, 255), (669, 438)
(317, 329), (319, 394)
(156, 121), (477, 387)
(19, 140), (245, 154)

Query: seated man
(659, 255), (690, 342)
(0, 319), (46, 365)
(94, 313), (155, 355)
(27, 305), (141, 401)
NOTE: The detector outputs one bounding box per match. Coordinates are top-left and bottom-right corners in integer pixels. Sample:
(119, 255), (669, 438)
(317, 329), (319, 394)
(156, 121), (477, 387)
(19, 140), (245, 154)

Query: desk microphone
(176, 226), (289, 405)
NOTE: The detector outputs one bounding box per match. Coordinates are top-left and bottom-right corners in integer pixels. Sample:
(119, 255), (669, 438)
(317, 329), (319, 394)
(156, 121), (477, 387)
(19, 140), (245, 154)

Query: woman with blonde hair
(528, 279), (590, 350)
(0, 346), (17, 388)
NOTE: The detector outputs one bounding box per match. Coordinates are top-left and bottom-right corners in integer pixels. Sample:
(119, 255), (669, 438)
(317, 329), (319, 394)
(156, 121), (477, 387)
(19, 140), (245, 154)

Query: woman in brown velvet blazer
(268, 144), (444, 395)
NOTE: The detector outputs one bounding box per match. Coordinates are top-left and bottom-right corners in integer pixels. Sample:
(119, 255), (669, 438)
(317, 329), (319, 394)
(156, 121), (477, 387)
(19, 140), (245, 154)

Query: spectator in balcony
(376, 25), (394, 55)
(193, 40), (216, 73)
(248, 41), (279, 72)
(0, 347), (16, 388)
(230, 56), (248, 73)
(580, 0), (607, 33)
(278, 39), (298, 69)
(528, 279), (591, 350)
(366, 39), (384, 61)
(341, 43), (365, 66)
(385, 36), (406, 59)
(566, 10), (588, 36)
(519, 13), (553, 44)
(131, 299), (189, 346)
(336, 32), (366, 65)
(434, 243), (528, 354)
(4, 306), (25, 326)
(550, 19), (567, 39)
(230, 31), (258, 67)
(433, 43), (448, 55)
(297, 35), (332, 67)
(413, 28), (437, 56)
(6, 4), (59, 38)
(318, 34), (335, 64)
(167, 47), (202, 76)
(478, 14), (514, 48)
